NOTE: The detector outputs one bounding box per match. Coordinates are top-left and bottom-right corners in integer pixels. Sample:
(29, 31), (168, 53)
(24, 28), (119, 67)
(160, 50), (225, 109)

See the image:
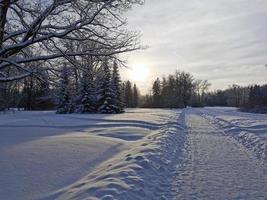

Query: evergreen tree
(152, 78), (161, 107)
(97, 59), (117, 114)
(121, 82), (126, 108)
(78, 68), (96, 113)
(160, 76), (168, 107)
(133, 84), (139, 108)
(57, 66), (73, 114)
(125, 80), (133, 107)
(166, 75), (176, 108)
(112, 61), (124, 113)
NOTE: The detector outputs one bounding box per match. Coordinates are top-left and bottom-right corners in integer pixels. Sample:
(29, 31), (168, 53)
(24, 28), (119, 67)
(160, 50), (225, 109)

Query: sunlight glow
(130, 64), (149, 82)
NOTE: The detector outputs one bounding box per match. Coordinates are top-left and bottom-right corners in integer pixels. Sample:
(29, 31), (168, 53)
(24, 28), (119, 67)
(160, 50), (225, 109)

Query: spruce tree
(97, 59), (117, 114)
(78, 69), (96, 113)
(112, 61), (124, 113)
(57, 66), (73, 114)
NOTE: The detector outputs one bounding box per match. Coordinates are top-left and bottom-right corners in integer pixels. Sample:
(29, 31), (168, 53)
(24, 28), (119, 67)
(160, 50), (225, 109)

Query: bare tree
(0, 0), (143, 82)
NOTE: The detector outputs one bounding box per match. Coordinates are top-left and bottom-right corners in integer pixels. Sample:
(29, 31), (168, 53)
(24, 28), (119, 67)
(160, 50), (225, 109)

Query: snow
(0, 109), (182, 200)
(197, 107), (267, 161)
(0, 107), (267, 200)
(170, 113), (267, 199)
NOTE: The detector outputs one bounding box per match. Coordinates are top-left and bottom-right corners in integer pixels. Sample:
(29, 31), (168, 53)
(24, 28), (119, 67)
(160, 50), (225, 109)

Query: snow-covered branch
(0, 0), (143, 82)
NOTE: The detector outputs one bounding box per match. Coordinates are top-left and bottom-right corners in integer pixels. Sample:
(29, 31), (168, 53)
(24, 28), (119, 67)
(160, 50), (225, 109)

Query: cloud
(121, 0), (267, 94)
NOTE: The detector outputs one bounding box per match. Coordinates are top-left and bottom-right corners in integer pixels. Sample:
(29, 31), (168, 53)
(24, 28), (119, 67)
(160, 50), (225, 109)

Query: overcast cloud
(121, 0), (267, 94)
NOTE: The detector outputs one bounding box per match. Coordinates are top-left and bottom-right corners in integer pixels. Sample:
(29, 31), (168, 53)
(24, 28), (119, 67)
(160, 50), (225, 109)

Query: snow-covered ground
(197, 107), (267, 161)
(0, 109), (184, 200)
(0, 108), (267, 200)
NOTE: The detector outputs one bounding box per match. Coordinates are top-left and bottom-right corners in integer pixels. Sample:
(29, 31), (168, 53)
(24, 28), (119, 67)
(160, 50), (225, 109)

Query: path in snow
(170, 112), (267, 200)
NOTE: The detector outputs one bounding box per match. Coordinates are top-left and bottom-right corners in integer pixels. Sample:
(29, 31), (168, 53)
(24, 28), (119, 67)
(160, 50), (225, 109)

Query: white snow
(170, 112), (267, 200)
(198, 107), (267, 161)
(0, 107), (267, 200)
(0, 109), (184, 200)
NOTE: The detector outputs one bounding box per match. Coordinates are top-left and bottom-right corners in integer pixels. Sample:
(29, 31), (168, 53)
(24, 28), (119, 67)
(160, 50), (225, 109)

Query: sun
(130, 64), (149, 82)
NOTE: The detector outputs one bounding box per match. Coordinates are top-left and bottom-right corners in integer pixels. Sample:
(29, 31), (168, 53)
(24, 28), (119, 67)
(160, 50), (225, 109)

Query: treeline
(142, 71), (210, 108)
(206, 84), (267, 113)
(141, 71), (267, 113)
(0, 58), (140, 114)
(1, 67), (266, 113)
(122, 81), (140, 108)
(0, 74), (54, 111)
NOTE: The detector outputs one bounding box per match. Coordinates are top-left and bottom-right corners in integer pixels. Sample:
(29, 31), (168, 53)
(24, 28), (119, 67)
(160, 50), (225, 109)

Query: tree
(0, 83), (6, 111)
(160, 76), (168, 107)
(133, 84), (139, 108)
(34, 71), (54, 110)
(121, 82), (126, 108)
(56, 66), (73, 114)
(205, 90), (228, 107)
(152, 78), (161, 107)
(226, 85), (243, 107)
(97, 59), (117, 114)
(77, 68), (96, 113)
(142, 71), (198, 108)
(124, 80), (133, 108)
(0, 0), (143, 82)
(191, 80), (211, 107)
(112, 61), (124, 113)
(179, 71), (194, 108)
(166, 75), (176, 108)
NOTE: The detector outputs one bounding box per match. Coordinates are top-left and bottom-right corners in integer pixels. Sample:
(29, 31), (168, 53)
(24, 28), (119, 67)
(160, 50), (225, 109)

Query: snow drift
(42, 111), (186, 200)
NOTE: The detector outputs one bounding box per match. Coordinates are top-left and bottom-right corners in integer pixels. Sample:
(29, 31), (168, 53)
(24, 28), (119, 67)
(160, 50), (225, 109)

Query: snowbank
(42, 111), (186, 200)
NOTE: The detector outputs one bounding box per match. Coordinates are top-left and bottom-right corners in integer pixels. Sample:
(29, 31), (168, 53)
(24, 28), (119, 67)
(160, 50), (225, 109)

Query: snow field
(1, 108), (267, 200)
(0, 109), (185, 200)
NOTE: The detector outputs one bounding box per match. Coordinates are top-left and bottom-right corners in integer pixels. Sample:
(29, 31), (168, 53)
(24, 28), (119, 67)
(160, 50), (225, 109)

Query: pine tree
(112, 61), (124, 113)
(56, 66), (73, 114)
(78, 68), (96, 113)
(97, 59), (117, 114)
(133, 84), (139, 108)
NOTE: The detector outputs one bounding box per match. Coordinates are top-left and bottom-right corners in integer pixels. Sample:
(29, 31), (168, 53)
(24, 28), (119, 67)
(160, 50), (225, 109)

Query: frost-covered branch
(0, 0), (143, 82)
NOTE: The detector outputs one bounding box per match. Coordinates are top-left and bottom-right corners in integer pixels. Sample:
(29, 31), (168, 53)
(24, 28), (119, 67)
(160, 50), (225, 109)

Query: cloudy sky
(121, 0), (267, 94)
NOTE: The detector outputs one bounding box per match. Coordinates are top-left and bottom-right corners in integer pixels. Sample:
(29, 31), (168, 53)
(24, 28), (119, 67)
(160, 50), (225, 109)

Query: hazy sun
(130, 64), (149, 82)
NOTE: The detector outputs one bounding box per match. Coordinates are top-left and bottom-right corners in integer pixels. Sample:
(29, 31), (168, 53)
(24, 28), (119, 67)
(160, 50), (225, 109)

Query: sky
(121, 0), (267, 95)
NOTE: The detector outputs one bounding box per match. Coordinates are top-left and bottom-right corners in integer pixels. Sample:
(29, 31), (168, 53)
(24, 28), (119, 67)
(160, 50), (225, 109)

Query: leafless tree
(0, 0), (143, 82)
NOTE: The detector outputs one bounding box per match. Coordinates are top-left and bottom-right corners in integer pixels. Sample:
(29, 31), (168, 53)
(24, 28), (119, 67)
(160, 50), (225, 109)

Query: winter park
(0, 0), (267, 200)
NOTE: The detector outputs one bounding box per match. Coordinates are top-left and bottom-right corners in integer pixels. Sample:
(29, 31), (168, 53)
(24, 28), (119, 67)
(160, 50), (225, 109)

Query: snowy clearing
(0, 108), (267, 200)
